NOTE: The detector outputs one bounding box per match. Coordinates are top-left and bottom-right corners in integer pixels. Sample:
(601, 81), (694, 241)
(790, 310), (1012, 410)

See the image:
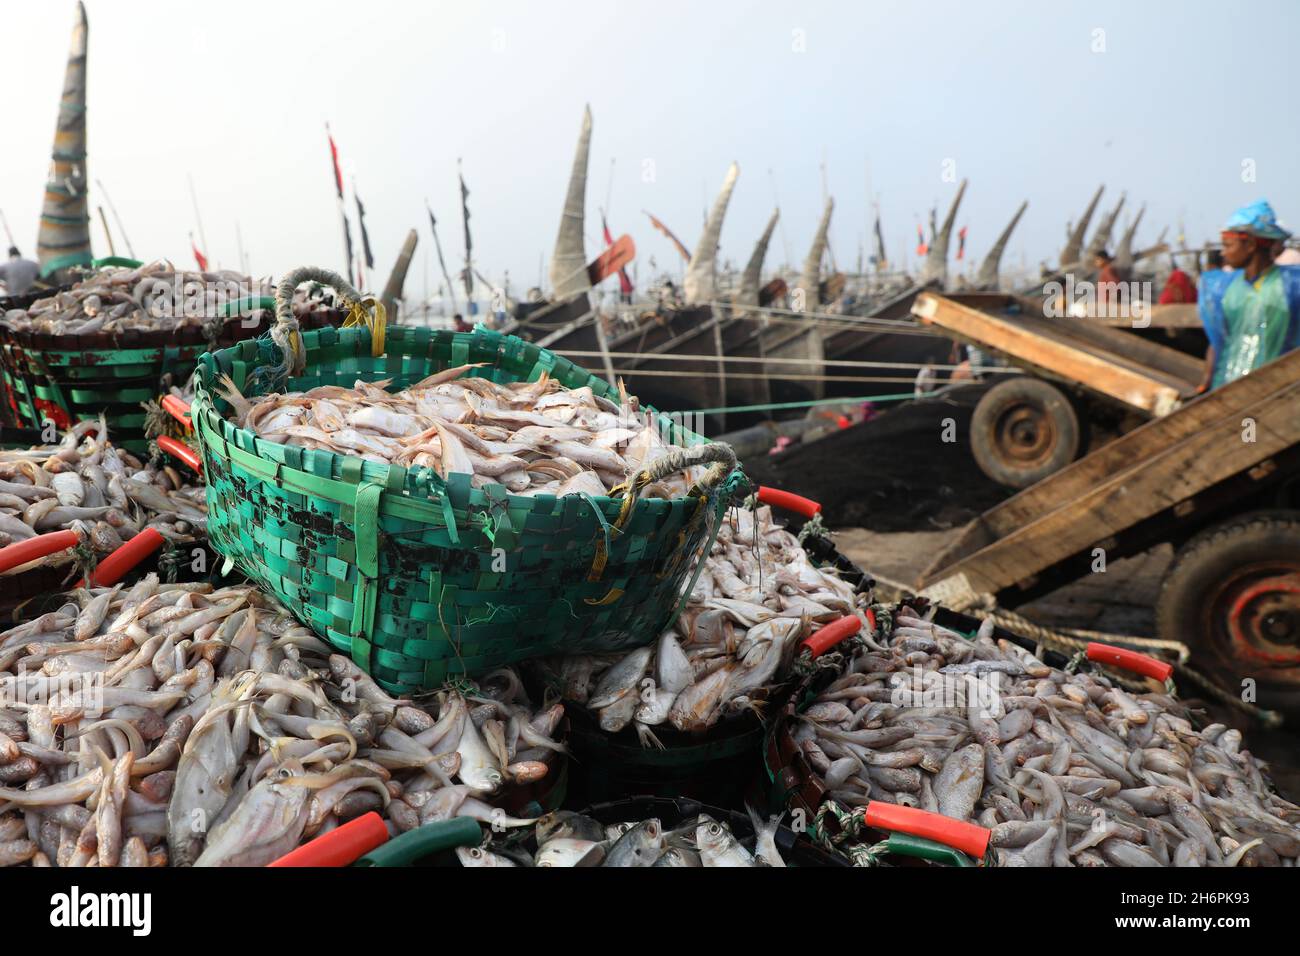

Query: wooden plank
(934, 346), (1300, 563)
(939, 292), (1203, 385)
(914, 293), (1185, 413)
(919, 363), (1300, 594)
(1082, 303), (1202, 329)
(1023, 314), (1201, 384)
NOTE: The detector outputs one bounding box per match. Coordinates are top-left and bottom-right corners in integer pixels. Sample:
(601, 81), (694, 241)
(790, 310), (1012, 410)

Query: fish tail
(217, 373), (254, 425)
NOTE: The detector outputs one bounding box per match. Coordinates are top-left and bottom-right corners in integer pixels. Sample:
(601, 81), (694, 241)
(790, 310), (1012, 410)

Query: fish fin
(634, 722), (665, 750)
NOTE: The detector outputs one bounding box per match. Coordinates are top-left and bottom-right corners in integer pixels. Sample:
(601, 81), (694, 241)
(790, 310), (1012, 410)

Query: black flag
(427, 201), (458, 314)
(459, 170), (474, 300)
(355, 189), (375, 270)
(341, 211), (355, 284)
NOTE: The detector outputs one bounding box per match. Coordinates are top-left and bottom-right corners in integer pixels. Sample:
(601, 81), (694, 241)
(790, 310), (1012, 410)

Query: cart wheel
(969, 377), (1081, 489)
(1156, 510), (1300, 712)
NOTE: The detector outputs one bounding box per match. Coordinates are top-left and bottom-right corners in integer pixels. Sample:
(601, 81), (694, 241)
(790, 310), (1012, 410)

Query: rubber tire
(1155, 510), (1300, 713)
(969, 377), (1081, 489)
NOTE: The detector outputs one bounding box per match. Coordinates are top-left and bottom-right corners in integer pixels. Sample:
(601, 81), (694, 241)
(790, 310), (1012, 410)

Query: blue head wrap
(1223, 200), (1292, 240)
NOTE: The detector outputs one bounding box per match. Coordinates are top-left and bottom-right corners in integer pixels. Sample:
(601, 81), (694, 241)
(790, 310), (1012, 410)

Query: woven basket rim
(192, 323), (744, 512)
(0, 309), (341, 354)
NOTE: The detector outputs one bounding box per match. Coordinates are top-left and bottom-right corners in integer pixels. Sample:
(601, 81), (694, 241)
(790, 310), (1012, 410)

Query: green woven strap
(348, 480), (384, 671)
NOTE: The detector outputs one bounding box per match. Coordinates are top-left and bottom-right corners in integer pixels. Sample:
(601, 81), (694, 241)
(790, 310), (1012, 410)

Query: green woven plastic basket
(0, 268), (335, 452)
(191, 267), (746, 694)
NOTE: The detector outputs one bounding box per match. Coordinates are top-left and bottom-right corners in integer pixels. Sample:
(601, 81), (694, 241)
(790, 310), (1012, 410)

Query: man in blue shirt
(1196, 201), (1300, 391)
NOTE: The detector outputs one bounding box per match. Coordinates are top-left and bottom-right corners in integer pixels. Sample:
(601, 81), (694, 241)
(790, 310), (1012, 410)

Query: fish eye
(709, 823), (722, 836)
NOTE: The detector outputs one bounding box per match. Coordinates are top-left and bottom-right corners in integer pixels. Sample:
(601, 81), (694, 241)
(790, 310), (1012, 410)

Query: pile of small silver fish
(0, 261), (270, 335)
(795, 604), (1300, 867)
(1, 261), (333, 336)
(0, 578), (564, 866)
(0, 419), (206, 571)
(220, 367), (702, 497)
(458, 807), (785, 867)
(538, 505), (868, 743)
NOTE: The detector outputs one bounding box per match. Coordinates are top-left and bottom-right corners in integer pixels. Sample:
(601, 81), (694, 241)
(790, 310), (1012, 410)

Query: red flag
(643, 210), (692, 262)
(192, 236), (208, 271)
(915, 223), (928, 257)
(325, 124), (355, 283)
(326, 126), (344, 199)
(602, 214), (634, 295)
(956, 225), (968, 261)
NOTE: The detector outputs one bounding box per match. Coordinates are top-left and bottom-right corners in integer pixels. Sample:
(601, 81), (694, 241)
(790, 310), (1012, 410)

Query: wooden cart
(917, 346), (1300, 710)
(911, 291), (1203, 488)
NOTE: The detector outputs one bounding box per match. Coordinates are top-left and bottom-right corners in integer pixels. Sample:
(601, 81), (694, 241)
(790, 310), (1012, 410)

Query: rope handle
(273, 266), (380, 376)
(0, 529), (82, 574)
(156, 435), (202, 474)
(800, 611), (872, 659)
(75, 527), (166, 588)
(1086, 642), (1173, 682)
(628, 441), (738, 496)
(161, 394), (192, 430)
(268, 811), (388, 867)
(862, 801), (992, 860)
(757, 486), (822, 518)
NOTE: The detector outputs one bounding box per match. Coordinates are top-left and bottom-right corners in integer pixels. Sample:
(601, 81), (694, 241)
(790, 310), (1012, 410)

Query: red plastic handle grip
(756, 486), (821, 518)
(161, 395), (192, 430)
(800, 613), (868, 659)
(157, 435), (202, 474)
(1086, 642), (1173, 682)
(78, 527), (166, 588)
(864, 801), (992, 860)
(0, 529), (80, 575)
(268, 812), (389, 867)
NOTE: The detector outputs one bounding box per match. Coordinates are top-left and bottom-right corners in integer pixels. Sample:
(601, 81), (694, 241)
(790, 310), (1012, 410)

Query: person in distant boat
(1157, 254), (1197, 305)
(1093, 248), (1124, 309)
(452, 312), (471, 333)
(1196, 200), (1300, 392)
(0, 247), (40, 296)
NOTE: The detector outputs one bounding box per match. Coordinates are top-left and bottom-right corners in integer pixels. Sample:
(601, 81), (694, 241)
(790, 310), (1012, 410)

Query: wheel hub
(995, 403), (1055, 466)
(1223, 572), (1300, 667)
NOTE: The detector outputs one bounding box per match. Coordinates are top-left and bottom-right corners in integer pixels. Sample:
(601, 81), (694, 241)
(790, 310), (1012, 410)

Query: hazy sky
(4, 0), (1298, 297)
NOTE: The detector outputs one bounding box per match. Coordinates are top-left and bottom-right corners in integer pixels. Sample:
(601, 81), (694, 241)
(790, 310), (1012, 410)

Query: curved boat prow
(37, 1), (92, 279)
(974, 200), (1028, 291)
(380, 229), (419, 317)
(549, 104), (593, 301)
(684, 162), (740, 306)
(1085, 192), (1126, 262)
(735, 208), (780, 309)
(1114, 203), (1146, 274)
(1059, 184), (1104, 271)
(918, 178), (968, 288)
(797, 197), (835, 310)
